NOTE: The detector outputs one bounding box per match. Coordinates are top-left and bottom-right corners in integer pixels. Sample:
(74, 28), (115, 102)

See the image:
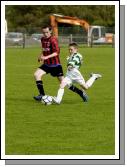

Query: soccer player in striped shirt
(52, 42), (102, 104)
(33, 26), (88, 102)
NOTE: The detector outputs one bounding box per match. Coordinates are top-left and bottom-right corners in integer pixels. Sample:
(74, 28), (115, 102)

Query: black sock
(36, 80), (45, 96)
(69, 85), (83, 96)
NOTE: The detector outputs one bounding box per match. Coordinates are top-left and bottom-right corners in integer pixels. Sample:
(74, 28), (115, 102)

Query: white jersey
(64, 52), (85, 86)
(67, 52), (83, 69)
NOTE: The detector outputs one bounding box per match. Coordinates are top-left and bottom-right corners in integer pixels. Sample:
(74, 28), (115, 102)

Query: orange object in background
(50, 14), (114, 45)
(50, 14), (90, 38)
(105, 33), (114, 43)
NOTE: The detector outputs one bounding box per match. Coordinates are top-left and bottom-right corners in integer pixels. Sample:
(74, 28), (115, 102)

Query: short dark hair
(69, 42), (78, 48)
(42, 25), (52, 31)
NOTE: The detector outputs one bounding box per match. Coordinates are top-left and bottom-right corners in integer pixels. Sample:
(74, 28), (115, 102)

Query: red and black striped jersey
(41, 36), (60, 65)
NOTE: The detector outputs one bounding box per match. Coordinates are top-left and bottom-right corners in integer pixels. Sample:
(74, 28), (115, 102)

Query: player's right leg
(68, 85), (89, 102)
(75, 70), (102, 91)
(33, 68), (46, 101)
(83, 73), (102, 89)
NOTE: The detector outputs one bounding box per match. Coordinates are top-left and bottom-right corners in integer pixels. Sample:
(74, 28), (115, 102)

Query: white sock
(56, 88), (64, 103)
(86, 75), (96, 88)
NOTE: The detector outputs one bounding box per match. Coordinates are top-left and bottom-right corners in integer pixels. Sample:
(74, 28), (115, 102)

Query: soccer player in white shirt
(52, 42), (102, 104)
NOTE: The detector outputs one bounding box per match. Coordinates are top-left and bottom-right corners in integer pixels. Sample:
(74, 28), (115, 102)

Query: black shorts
(39, 64), (64, 77)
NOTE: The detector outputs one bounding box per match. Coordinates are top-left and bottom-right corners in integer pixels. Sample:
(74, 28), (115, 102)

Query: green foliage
(5, 5), (115, 32)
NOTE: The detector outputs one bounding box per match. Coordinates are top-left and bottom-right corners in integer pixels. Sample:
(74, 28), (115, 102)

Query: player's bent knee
(34, 72), (41, 80)
(34, 71), (38, 79)
(34, 69), (46, 80)
(84, 84), (89, 90)
(81, 84), (89, 90)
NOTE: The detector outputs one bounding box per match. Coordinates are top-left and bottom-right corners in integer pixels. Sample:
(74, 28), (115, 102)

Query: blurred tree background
(5, 5), (115, 33)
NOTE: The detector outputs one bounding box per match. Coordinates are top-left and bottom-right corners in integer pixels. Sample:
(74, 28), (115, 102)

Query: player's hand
(66, 56), (69, 60)
(38, 55), (43, 63)
(67, 65), (73, 71)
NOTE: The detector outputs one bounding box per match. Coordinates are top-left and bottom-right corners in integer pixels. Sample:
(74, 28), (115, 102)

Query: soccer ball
(41, 95), (53, 105)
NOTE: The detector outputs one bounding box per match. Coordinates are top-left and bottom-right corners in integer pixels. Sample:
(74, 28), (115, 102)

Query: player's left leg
(52, 77), (69, 104)
(50, 65), (64, 104)
(33, 68), (46, 101)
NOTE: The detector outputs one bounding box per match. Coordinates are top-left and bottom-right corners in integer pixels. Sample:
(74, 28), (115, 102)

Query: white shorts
(63, 68), (85, 87)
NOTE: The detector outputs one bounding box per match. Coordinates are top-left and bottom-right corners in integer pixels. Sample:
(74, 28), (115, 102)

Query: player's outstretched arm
(43, 52), (58, 60)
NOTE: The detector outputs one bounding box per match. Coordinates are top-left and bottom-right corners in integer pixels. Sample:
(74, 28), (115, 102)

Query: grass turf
(5, 46), (115, 155)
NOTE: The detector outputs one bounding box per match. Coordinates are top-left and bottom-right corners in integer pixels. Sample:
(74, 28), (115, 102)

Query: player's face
(69, 46), (77, 55)
(42, 28), (52, 38)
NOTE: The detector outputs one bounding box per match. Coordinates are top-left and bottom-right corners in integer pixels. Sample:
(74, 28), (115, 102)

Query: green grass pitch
(5, 46), (115, 155)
